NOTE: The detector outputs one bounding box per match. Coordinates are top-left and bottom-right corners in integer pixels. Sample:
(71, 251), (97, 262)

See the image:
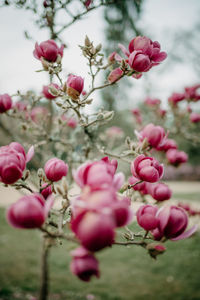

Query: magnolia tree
(0, 1), (199, 300)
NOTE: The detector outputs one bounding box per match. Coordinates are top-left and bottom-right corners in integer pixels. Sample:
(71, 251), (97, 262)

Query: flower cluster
(70, 157), (133, 280)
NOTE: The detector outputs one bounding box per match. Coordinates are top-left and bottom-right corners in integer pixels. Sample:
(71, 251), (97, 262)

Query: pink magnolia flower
(73, 157), (124, 191)
(0, 142), (34, 184)
(42, 83), (60, 100)
(41, 183), (52, 199)
(44, 158), (68, 182)
(149, 183), (172, 201)
(144, 97), (161, 106)
(67, 75), (84, 100)
(136, 205), (158, 231)
(168, 92), (185, 105)
(184, 84), (200, 101)
(71, 211), (115, 252)
(131, 155), (164, 183)
(108, 68), (123, 83)
(128, 176), (149, 195)
(156, 138), (177, 152)
(152, 206), (197, 241)
(118, 36), (167, 73)
(61, 114), (78, 128)
(70, 247), (99, 282)
(166, 149), (188, 166)
(7, 193), (53, 229)
(33, 40), (64, 62)
(30, 106), (49, 124)
(137, 123), (166, 148)
(190, 112), (200, 123)
(0, 94), (12, 113)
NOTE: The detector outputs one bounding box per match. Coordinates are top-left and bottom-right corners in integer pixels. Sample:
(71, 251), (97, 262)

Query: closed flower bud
(137, 123), (166, 149)
(166, 149), (188, 166)
(131, 155), (164, 183)
(66, 75), (84, 100)
(149, 183), (172, 201)
(42, 83), (60, 99)
(0, 142), (34, 184)
(70, 247), (100, 281)
(71, 211), (115, 252)
(137, 205), (158, 231)
(33, 40), (64, 63)
(7, 193), (53, 229)
(41, 183), (52, 199)
(0, 94), (12, 113)
(44, 158), (68, 182)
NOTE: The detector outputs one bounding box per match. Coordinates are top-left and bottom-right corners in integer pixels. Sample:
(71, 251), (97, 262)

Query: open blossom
(131, 155), (164, 183)
(0, 142), (34, 184)
(73, 157), (124, 191)
(71, 210), (115, 252)
(0, 94), (12, 113)
(166, 149), (188, 166)
(67, 75), (84, 100)
(70, 247), (99, 282)
(184, 84), (200, 101)
(42, 83), (60, 99)
(7, 193), (53, 229)
(157, 138), (177, 152)
(33, 40), (64, 62)
(137, 123), (166, 148)
(190, 112), (200, 123)
(137, 205), (158, 231)
(108, 68), (123, 83)
(152, 206), (197, 241)
(44, 158), (68, 182)
(149, 183), (172, 201)
(168, 92), (185, 105)
(118, 36), (167, 73)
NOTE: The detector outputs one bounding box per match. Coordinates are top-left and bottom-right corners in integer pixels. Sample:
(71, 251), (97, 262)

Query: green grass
(0, 201), (200, 300)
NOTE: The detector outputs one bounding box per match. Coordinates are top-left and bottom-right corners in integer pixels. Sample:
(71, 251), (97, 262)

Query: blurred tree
(101, 0), (144, 111)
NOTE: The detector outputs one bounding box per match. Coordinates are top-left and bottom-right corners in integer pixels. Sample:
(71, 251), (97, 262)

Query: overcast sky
(0, 0), (200, 109)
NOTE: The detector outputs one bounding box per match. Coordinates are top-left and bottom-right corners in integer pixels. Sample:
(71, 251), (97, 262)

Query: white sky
(0, 0), (200, 109)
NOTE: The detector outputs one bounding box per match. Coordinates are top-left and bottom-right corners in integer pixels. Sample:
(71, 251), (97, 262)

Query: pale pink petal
(26, 146), (34, 163)
(171, 225), (198, 241)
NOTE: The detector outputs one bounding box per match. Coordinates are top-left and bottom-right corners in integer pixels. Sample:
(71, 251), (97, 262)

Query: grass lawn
(0, 191), (200, 300)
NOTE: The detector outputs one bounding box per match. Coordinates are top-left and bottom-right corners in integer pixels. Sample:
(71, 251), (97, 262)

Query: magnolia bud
(95, 44), (102, 53)
(85, 35), (91, 47)
(37, 168), (44, 178)
(48, 85), (59, 97)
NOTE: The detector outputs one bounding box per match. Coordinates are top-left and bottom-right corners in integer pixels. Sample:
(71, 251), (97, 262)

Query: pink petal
(26, 146), (34, 163)
(44, 195), (54, 218)
(118, 43), (130, 57)
(113, 172), (125, 190)
(171, 224), (198, 241)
